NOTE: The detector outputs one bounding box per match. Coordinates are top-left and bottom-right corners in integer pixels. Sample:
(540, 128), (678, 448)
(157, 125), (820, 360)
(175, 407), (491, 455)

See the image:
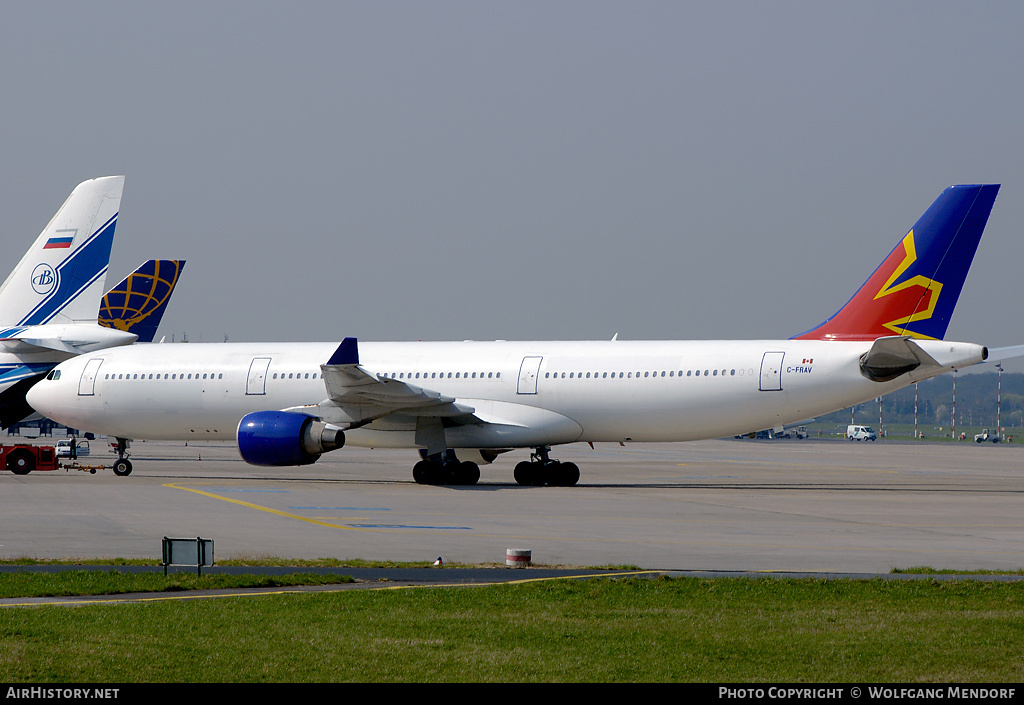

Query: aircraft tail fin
(794, 184), (999, 341)
(99, 260), (186, 343)
(0, 176), (124, 327)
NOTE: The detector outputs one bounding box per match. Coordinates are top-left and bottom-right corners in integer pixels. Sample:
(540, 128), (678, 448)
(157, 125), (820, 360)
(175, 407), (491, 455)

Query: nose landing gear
(112, 438), (133, 476)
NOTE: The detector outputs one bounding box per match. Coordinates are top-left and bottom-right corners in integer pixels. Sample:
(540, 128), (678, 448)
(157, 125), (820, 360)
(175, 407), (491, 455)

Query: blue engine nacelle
(237, 410), (346, 466)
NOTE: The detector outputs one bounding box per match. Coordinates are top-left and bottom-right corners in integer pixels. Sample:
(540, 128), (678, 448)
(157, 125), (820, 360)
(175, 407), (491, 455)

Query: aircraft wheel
(551, 461), (580, 487)
(112, 459), (133, 477)
(514, 461), (539, 486)
(7, 451), (34, 475)
(457, 461), (480, 485)
(413, 460), (431, 484)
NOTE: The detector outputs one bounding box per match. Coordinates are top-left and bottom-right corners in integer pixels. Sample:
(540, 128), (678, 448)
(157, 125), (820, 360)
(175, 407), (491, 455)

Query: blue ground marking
(351, 524), (472, 530)
(201, 488), (290, 493)
(291, 506), (390, 511)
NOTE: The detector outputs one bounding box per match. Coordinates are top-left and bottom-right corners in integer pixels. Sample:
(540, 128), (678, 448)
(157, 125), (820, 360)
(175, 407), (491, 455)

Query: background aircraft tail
(99, 260), (185, 343)
(0, 176), (124, 327)
(794, 184), (999, 341)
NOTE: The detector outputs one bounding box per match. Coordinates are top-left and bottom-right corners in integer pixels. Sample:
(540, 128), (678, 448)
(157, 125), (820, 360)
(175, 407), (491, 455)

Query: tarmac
(2, 437), (1022, 575)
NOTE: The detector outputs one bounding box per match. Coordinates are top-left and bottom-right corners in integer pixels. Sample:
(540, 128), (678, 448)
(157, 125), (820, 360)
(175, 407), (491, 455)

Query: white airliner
(0, 177), (184, 428)
(27, 185), (1005, 483)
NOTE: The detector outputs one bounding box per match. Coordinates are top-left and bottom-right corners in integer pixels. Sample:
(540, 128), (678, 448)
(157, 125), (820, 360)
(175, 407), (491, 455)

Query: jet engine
(237, 410), (345, 466)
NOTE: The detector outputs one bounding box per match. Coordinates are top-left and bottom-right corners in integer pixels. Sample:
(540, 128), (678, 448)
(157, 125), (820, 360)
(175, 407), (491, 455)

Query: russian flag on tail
(43, 236), (74, 249)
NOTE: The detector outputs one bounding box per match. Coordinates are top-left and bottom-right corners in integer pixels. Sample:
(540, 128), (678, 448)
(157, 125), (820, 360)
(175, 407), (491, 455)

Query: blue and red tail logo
(795, 184), (999, 341)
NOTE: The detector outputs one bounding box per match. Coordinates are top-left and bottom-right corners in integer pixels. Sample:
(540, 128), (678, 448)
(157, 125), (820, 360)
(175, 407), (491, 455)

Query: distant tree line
(817, 372), (1024, 430)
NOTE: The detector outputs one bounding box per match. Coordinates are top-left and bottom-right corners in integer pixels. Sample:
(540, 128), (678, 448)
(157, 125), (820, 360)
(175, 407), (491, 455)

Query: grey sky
(2, 2), (1023, 372)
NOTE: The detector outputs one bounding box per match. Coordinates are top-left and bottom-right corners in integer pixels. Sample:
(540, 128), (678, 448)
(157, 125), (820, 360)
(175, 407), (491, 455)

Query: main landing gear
(412, 451), (480, 486)
(112, 438), (133, 477)
(513, 446), (580, 487)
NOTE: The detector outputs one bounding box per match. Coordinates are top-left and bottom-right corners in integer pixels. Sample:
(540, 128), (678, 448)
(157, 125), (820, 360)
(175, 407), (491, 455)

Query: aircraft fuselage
(30, 338), (986, 448)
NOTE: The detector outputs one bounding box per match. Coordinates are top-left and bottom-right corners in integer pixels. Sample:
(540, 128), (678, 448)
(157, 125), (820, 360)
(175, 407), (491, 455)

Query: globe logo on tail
(99, 260), (185, 341)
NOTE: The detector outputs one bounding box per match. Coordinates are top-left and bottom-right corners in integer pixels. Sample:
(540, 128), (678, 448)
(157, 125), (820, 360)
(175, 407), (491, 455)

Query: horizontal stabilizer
(985, 344), (1024, 364)
(0, 336), (80, 355)
(0, 323), (136, 354)
(859, 336), (939, 382)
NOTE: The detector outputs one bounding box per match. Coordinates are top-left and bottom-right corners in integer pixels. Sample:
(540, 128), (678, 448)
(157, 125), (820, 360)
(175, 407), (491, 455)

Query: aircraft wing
(311, 338), (477, 423)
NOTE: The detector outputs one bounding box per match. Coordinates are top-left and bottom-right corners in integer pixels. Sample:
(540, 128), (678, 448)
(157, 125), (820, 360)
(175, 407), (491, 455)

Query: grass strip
(0, 570), (353, 599)
(1, 575), (1022, 682)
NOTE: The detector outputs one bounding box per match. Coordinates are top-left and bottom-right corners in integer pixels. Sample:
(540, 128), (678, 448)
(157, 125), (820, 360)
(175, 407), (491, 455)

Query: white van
(55, 439), (90, 457)
(846, 425), (877, 441)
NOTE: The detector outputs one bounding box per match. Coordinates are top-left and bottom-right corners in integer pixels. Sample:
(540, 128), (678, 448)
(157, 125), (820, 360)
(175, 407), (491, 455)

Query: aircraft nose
(26, 377), (56, 416)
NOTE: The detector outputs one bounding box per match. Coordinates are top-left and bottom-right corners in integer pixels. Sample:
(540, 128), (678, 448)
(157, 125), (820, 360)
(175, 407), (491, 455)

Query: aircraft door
(246, 357), (272, 395)
(78, 358), (104, 396)
(759, 351), (784, 391)
(517, 356), (543, 395)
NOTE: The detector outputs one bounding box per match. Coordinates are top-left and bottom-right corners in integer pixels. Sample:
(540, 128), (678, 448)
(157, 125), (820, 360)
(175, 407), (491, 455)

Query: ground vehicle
(781, 425), (808, 439)
(2, 445), (59, 474)
(974, 429), (1001, 443)
(55, 439), (90, 457)
(4, 441), (117, 475)
(847, 425), (877, 441)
